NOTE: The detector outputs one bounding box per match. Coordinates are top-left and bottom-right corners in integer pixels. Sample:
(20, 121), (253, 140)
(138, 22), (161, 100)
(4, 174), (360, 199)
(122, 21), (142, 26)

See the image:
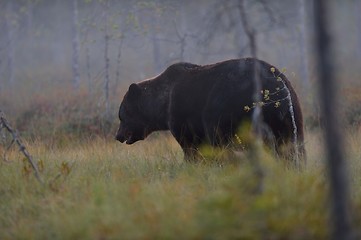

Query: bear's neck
(138, 80), (171, 132)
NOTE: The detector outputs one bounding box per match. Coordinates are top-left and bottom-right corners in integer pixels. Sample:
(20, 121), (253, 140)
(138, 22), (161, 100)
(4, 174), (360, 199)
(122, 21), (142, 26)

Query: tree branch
(0, 110), (43, 184)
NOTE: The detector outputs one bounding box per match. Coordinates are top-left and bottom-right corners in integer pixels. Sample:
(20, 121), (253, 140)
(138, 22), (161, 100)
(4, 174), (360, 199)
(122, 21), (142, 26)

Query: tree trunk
(114, 36), (124, 94)
(103, 0), (110, 119)
(313, 1), (353, 239)
(298, 0), (310, 90)
(238, 0), (261, 138)
(5, 1), (15, 86)
(26, 0), (34, 36)
(85, 42), (92, 94)
(238, 0), (264, 193)
(151, 23), (162, 73)
(72, 0), (80, 90)
(355, 0), (361, 60)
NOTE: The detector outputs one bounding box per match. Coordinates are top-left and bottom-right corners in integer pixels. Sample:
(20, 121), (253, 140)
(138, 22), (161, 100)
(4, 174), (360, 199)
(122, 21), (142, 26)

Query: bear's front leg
(169, 124), (203, 162)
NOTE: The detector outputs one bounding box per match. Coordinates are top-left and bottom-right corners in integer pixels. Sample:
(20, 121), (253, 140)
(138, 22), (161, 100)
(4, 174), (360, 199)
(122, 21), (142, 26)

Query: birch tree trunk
(72, 0), (80, 90)
(238, 0), (264, 193)
(114, 36), (124, 93)
(152, 33), (162, 72)
(298, 0), (310, 90)
(313, 1), (353, 239)
(103, 0), (110, 119)
(151, 18), (162, 73)
(5, 1), (15, 86)
(26, 0), (34, 36)
(85, 41), (92, 93)
(355, 0), (361, 60)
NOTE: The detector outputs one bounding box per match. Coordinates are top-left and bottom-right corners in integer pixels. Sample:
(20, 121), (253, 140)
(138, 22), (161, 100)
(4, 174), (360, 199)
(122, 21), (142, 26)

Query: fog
(1, 0), (360, 108)
(1, 2), (360, 238)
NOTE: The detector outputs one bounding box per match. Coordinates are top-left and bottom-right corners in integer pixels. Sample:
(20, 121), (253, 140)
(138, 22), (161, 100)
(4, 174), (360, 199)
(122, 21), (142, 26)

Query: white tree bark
(72, 0), (80, 90)
(298, 0), (310, 90)
(103, 0), (110, 119)
(5, 1), (15, 86)
(238, 0), (264, 193)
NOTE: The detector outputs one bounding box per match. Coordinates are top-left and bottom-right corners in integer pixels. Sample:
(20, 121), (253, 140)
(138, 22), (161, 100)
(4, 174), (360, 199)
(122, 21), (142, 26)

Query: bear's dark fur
(116, 58), (305, 162)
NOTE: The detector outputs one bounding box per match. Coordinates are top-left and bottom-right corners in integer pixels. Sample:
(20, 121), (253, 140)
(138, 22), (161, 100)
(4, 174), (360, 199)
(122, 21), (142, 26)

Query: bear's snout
(115, 128), (126, 143)
(116, 127), (136, 144)
(115, 133), (125, 143)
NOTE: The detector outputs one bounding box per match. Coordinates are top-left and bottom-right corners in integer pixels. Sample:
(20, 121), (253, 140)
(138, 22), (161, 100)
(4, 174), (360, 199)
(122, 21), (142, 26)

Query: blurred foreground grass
(1, 130), (361, 240)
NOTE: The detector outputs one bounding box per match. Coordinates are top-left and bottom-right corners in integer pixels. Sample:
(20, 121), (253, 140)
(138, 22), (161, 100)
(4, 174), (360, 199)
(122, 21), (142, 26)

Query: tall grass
(1, 130), (360, 239)
(1, 81), (361, 239)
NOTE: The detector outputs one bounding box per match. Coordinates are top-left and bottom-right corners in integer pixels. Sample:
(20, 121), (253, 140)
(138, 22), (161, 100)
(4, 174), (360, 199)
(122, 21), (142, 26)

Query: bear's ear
(128, 83), (141, 99)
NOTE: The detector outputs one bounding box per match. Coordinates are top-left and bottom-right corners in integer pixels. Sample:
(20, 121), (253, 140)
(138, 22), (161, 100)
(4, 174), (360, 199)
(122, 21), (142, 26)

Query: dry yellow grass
(0, 130), (360, 239)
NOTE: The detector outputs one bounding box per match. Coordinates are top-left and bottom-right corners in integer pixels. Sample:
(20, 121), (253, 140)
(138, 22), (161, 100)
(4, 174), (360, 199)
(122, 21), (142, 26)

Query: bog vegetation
(1, 0), (361, 239)
(1, 84), (361, 239)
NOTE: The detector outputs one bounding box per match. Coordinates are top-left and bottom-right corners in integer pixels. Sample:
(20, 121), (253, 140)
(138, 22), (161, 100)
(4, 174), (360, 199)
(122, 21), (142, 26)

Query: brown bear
(116, 58), (305, 163)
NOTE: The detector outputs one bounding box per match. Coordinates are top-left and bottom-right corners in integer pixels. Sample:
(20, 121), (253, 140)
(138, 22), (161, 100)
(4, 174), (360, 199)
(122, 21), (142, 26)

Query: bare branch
(0, 110), (43, 184)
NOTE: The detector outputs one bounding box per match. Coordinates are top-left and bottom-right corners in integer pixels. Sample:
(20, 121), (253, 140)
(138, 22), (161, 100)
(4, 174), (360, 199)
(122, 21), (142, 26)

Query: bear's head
(115, 83), (150, 144)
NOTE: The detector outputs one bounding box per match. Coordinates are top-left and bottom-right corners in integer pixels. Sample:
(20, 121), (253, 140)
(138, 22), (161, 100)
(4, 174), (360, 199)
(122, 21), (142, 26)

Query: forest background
(0, 0), (361, 239)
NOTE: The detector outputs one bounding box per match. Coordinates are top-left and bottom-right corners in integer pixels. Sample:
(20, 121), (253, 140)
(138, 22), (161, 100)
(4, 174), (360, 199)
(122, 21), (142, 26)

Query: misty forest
(1, 0), (361, 239)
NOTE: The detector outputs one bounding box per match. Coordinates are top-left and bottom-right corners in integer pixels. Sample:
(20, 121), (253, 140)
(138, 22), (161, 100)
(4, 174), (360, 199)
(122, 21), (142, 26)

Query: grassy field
(1, 128), (361, 239)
